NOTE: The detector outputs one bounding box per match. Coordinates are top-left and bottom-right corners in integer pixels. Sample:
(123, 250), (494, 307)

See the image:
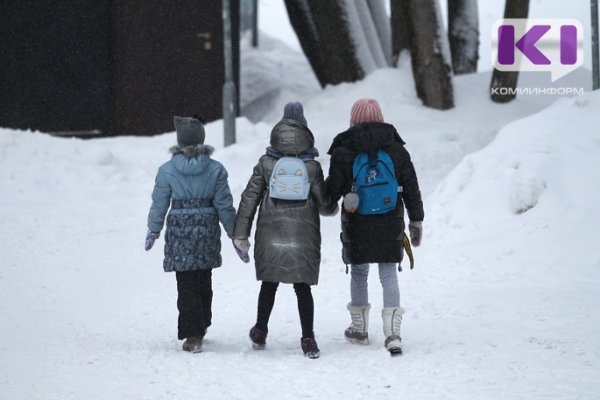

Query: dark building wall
(0, 0), (240, 136)
(112, 0), (240, 134)
(0, 1), (113, 133)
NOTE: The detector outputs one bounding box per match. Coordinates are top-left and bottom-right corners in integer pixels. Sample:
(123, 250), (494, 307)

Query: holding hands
(233, 238), (251, 263)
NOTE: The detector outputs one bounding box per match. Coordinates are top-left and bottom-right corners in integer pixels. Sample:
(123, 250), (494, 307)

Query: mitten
(408, 221), (422, 247)
(343, 193), (360, 213)
(145, 230), (160, 251)
(233, 238), (250, 263)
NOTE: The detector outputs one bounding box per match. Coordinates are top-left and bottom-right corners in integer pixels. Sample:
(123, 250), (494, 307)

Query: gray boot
(344, 303), (370, 344)
(182, 336), (203, 353)
(382, 307), (405, 355)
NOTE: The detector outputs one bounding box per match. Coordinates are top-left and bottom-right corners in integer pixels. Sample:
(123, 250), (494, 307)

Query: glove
(145, 230), (160, 251)
(233, 238), (250, 263)
(408, 221), (422, 247)
(343, 193), (359, 213)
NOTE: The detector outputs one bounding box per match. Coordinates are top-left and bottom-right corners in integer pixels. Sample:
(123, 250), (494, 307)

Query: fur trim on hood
(169, 144), (215, 158)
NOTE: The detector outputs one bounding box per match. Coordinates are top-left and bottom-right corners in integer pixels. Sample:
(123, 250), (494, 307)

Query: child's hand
(233, 239), (250, 263)
(408, 221), (422, 247)
(145, 230), (160, 251)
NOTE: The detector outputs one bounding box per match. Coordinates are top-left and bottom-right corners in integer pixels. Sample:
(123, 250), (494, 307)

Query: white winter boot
(344, 303), (370, 344)
(382, 307), (405, 355)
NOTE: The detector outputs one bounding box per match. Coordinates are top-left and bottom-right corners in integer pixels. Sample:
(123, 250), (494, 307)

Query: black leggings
(175, 270), (212, 340)
(255, 281), (314, 339)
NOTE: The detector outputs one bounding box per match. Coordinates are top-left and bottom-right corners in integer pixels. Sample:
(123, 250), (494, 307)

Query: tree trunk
(367, 0), (393, 66)
(448, 0), (479, 74)
(286, 0), (365, 85)
(391, 0), (410, 65)
(284, 0), (328, 87)
(353, 0), (388, 68)
(305, 0), (365, 84)
(490, 0), (530, 103)
(406, 0), (455, 109)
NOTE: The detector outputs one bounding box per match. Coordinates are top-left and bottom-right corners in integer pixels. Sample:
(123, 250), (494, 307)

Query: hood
(327, 122), (405, 155)
(169, 144), (214, 175)
(270, 119), (315, 156)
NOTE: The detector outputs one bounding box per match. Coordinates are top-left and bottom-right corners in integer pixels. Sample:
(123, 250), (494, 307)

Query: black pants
(255, 281), (314, 339)
(175, 270), (212, 340)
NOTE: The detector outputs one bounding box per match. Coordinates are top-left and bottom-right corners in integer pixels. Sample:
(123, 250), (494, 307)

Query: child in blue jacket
(145, 116), (246, 353)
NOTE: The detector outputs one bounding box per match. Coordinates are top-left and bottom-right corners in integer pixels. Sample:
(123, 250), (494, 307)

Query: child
(145, 116), (242, 353)
(325, 98), (424, 355)
(232, 102), (338, 358)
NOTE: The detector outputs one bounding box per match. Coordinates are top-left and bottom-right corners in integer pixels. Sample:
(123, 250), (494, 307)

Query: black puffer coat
(325, 122), (424, 265)
(233, 120), (338, 285)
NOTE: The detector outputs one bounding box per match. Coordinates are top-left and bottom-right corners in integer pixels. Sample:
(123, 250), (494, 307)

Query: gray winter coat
(233, 120), (338, 285)
(147, 144), (236, 272)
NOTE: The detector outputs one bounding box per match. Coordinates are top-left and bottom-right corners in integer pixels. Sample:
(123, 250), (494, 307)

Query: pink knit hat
(350, 98), (384, 126)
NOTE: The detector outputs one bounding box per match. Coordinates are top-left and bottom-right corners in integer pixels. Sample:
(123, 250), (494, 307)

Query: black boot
(182, 336), (203, 353)
(249, 326), (268, 350)
(301, 336), (320, 359)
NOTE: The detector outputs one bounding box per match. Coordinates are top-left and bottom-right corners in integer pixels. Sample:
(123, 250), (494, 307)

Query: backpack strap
(367, 153), (378, 167)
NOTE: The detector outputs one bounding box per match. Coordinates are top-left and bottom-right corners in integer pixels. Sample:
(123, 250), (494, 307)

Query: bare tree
(391, 0), (410, 65)
(406, 0), (455, 109)
(286, 0), (453, 109)
(367, 0), (393, 66)
(448, 0), (479, 74)
(490, 0), (530, 102)
(353, 0), (388, 68)
(286, 0), (365, 85)
(286, 0), (397, 86)
(284, 0), (328, 87)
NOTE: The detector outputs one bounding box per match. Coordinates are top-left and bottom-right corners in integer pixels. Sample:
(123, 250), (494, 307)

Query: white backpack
(269, 157), (310, 200)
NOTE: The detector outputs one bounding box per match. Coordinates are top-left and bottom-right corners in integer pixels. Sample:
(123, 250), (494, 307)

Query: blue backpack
(351, 150), (398, 215)
(269, 156), (310, 200)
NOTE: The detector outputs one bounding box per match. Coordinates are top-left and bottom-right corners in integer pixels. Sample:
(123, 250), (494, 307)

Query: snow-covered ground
(2, 3), (600, 399)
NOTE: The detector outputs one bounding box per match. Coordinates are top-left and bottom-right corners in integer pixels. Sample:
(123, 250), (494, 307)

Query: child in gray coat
(233, 103), (338, 358)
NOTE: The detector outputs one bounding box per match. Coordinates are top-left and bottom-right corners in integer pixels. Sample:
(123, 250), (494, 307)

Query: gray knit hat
(174, 116), (205, 146)
(282, 101), (307, 127)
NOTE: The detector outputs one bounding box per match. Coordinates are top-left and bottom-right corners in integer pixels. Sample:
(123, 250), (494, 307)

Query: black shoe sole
(389, 348), (403, 356)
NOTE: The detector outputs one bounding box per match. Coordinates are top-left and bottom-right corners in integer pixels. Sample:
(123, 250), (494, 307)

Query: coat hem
(164, 264), (221, 273)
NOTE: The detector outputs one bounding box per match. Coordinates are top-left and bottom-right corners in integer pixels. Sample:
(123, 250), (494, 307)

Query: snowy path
(2, 73), (599, 399)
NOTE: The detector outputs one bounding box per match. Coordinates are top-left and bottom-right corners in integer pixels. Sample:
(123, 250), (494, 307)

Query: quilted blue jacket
(147, 145), (236, 271)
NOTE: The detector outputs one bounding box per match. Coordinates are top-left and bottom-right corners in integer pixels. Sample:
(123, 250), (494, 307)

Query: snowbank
(429, 91), (600, 230)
